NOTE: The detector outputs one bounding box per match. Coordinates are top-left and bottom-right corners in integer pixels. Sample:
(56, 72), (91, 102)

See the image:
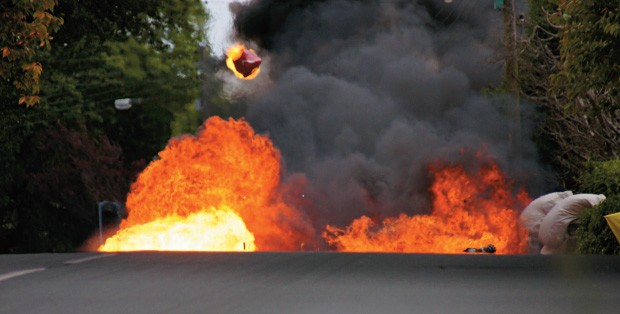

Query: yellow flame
(99, 207), (256, 252)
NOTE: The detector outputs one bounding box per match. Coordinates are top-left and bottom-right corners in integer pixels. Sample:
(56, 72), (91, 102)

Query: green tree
(0, 0), (63, 106)
(0, 0), (212, 252)
(518, 0), (620, 187)
(551, 0), (620, 111)
(576, 160), (620, 255)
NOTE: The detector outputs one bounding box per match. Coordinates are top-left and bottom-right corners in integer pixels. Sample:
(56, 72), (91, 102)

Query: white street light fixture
(114, 98), (143, 110)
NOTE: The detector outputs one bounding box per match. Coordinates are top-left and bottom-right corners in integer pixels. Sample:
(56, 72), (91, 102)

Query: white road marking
(63, 253), (117, 265)
(0, 268), (46, 282)
(0, 254), (117, 282)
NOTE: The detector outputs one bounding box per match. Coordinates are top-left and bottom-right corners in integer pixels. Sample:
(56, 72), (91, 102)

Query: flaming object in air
(324, 159), (530, 254)
(98, 117), (312, 252)
(226, 43), (262, 79)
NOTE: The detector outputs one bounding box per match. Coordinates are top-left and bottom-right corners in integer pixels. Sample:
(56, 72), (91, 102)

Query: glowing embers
(324, 160), (530, 254)
(226, 43), (261, 79)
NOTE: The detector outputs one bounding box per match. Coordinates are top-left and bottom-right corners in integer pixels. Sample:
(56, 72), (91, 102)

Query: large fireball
(99, 117), (313, 252)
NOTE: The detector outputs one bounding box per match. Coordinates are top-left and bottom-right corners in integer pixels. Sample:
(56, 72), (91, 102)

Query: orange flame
(324, 161), (530, 254)
(97, 115), (529, 254)
(99, 117), (313, 252)
(226, 43), (261, 80)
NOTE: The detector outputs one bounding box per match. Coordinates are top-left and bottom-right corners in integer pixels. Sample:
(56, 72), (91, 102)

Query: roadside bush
(576, 195), (620, 255)
(577, 160), (620, 196)
(576, 160), (620, 255)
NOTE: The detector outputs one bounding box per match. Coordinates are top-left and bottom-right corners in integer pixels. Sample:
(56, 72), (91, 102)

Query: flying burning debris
(226, 43), (262, 79)
(323, 161), (530, 254)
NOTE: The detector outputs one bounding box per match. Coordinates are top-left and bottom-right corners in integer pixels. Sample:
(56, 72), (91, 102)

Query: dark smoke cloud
(230, 0), (547, 242)
(231, 0), (328, 50)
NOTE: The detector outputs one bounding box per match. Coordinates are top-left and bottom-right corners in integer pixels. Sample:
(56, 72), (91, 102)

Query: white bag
(539, 193), (606, 253)
(519, 191), (573, 253)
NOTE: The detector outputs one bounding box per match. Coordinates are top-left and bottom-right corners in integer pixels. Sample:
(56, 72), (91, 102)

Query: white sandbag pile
(519, 191), (573, 253)
(539, 194), (606, 254)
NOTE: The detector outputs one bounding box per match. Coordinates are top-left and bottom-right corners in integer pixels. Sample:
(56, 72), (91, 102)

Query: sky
(205, 0), (245, 56)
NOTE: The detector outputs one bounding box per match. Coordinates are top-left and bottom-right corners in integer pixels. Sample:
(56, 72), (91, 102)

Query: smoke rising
(229, 0), (545, 244)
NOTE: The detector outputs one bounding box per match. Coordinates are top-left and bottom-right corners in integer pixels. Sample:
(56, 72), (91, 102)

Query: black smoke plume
(230, 0), (546, 245)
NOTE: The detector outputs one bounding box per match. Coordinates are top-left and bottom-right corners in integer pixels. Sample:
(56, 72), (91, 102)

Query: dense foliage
(577, 195), (620, 255)
(575, 160), (620, 255)
(0, 0), (212, 252)
(0, 0), (64, 106)
(519, 1), (620, 255)
(551, 0), (620, 112)
(521, 0), (620, 187)
(577, 160), (620, 197)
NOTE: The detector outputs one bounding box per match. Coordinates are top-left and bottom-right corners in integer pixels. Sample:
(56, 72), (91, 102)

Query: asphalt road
(1, 252), (619, 314)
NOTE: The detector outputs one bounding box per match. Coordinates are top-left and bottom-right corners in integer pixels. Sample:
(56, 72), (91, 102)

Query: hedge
(576, 160), (620, 254)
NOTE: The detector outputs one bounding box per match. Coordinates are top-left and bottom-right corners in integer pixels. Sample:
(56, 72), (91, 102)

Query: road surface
(1, 252), (619, 313)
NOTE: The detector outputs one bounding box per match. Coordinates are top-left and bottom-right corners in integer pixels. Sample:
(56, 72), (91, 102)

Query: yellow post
(604, 212), (620, 244)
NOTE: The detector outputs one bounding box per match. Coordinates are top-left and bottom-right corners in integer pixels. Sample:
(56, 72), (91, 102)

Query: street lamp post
(97, 201), (126, 244)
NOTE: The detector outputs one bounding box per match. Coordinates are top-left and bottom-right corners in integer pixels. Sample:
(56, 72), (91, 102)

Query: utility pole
(502, 0), (521, 159)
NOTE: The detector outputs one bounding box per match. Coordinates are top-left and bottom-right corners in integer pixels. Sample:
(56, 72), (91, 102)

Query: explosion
(323, 161), (530, 254)
(98, 117), (529, 254)
(98, 117), (313, 252)
(226, 43), (262, 79)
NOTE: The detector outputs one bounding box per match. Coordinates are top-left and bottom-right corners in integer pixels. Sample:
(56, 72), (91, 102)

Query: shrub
(576, 160), (620, 255)
(576, 195), (620, 255)
(577, 160), (620, 196)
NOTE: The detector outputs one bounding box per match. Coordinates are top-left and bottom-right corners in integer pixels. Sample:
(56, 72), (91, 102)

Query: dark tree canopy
(0, 0), (211, 253)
